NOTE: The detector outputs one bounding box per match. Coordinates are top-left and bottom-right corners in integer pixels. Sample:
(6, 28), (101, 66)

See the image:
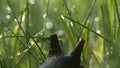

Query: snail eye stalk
(48, 34), (62, 57)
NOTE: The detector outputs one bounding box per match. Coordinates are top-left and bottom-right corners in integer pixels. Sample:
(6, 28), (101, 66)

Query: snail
(40, 34), (85, 68)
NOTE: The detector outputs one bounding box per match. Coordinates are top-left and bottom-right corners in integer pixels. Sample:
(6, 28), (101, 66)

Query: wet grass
(0, 0), (120, 68)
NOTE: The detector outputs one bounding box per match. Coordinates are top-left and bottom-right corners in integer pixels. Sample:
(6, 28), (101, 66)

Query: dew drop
(0, 34), (3, 39)
(45, 19), (53, 29)
(94, 17), (99, 22)
(43, 13), (47, 19)
(29, 0), (35, 5)
(17, 52), (21, 56)
(57, 29), (64, 36)
(96, 30), (101, 34)
(60, 15), (65, 20)
(6, 6), (11, 13)
(6, 15), (11, 19)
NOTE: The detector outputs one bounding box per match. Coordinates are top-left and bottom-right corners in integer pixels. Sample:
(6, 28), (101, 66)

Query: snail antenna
(48, 34), (62, 57)
(70, 38), (85, 64)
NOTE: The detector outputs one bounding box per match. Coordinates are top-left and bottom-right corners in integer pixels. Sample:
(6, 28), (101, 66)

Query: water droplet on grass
(6, 15), (11, 19)
(57, 29), (64, 36)
(94, 17), (99, 22)
(6, 6), (11, 13)
(29, 0), (35, 5)
(96, 30), (101, 34)
(46, 22), (53, 29)
(60, 15), (65, 19)
(45, 19), (53, 29)
(0, 34), (3, 39)
(43, 13), (47, 19)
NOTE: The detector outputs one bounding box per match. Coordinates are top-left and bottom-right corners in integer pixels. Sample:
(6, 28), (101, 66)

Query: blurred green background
(0, 0), (120, 68)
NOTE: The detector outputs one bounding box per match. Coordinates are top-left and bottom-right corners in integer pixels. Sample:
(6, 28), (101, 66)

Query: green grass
(0, 0), (120, 68)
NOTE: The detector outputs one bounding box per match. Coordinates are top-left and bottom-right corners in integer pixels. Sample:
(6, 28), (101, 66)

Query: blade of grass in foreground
(63, 0), (77, 44)
(26, 31), (46, 60)
(64, 16), (112, 44)
(14, 31), (46, 67)
(83, 0), (96, 26)
(0, 55), (8, 68)
(101, 0), (120, 67)
(6, 0), (26, 35)
(59, 15), (76, 45)
(0, 23), (10, 68)
(114, 0), (120, 26)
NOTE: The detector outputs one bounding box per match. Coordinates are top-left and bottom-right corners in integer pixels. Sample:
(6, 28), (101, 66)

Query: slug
(40, 34), (85, 68)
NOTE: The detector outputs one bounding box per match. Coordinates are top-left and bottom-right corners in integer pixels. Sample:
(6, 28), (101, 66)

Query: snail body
(40, 34), (85, 68)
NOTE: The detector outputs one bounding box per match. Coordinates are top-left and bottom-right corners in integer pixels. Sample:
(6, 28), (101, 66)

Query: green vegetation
(0, 0), (120, 68)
